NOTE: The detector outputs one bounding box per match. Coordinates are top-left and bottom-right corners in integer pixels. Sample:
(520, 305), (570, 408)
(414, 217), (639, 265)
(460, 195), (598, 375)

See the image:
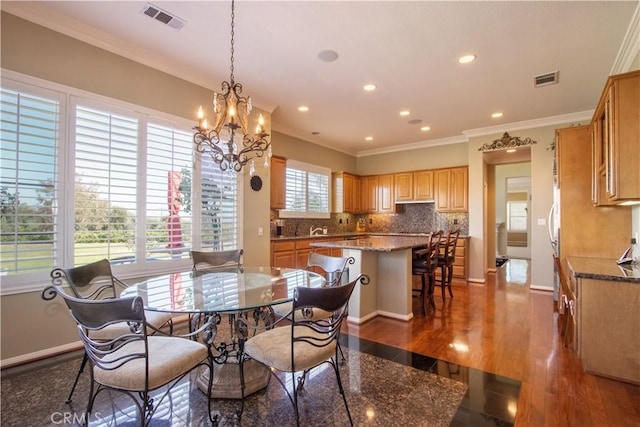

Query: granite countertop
(566, 256), (640, 283)
(309, 235), (434, 252)
(272, 232), (468, 241)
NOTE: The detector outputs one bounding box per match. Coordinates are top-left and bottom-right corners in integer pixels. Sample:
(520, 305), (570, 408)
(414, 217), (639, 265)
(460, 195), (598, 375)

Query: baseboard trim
(0, 341), (83, 370)
(468, 277), (486, 284)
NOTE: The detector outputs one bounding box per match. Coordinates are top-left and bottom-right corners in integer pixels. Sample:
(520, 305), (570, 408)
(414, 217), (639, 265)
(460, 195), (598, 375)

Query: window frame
(279, 159), (331, 219)
(0, 70), (243, 295)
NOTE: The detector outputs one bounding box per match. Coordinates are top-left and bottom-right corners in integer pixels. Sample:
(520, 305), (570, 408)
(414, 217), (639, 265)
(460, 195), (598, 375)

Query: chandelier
(193, 0), (271, 174)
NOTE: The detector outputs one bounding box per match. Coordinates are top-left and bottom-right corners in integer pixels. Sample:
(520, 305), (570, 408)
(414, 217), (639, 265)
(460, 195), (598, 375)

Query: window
(507, 200), (528, 231)
(280, 159), (331, 219)
(0, 87), (61, 277)
(0, 74), (241, 293)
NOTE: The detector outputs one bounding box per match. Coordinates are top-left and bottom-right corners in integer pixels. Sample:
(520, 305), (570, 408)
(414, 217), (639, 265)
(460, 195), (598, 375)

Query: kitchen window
(279, 159), (331, 219)
(0, 74), (240, 293)
(507, 200), (528, 231)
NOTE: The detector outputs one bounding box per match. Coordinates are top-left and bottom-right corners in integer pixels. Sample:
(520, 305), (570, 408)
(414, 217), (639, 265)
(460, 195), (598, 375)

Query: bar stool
(436, 229), (460, 301)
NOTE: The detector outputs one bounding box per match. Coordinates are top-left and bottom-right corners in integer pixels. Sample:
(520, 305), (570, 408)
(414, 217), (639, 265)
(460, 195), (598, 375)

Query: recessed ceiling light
(363, 84), (377, 92)
(506, 148), (517, 153)
(365, 136), (373, 141)
(421, 126), (431, 131)
(318, 50), (339, 62)
(492, 112), (503, 118)
(458, 54), (476, 64)
(298, 106), (309, 112)
(399, 110), (410, 117)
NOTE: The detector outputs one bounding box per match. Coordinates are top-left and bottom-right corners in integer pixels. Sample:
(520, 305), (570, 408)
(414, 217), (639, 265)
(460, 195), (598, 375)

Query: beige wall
(356, 143), (468, 175)
(272, 131), (357, 172)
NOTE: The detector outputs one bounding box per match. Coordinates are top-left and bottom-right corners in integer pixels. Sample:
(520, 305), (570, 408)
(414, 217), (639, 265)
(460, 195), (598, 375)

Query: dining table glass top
(120, 266), (325, 314)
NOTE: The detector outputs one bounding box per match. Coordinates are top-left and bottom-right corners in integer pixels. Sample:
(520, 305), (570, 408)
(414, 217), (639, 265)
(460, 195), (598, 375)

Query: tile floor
(1, 335), (520, 426)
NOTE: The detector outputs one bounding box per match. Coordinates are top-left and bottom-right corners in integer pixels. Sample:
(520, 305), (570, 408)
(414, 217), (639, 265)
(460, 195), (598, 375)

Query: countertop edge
(566, 257), (640, 283)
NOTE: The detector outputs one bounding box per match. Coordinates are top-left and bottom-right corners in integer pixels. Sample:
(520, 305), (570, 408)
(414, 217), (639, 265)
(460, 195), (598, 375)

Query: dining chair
(272, 252), (355, 320)
(41, 285), (216, 426)
(553, 255), (576, 350)
(49, 259), (174, 404)
(436, 229), (460, 301)
(190, 249), (243, 271)
(236, 274), (370, 426)
(412, 230), (443, 315)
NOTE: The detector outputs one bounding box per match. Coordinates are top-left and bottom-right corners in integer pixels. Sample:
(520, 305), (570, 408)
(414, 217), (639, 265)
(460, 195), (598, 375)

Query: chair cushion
(93, 336), (208, 391)
(88, 310), (172, 341)
(272, 302), (333, 321)
(244, 326), (336, 372)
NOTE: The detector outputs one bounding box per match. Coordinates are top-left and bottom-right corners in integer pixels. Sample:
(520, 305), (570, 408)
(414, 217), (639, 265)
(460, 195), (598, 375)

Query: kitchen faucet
(310, 226), (323, 236)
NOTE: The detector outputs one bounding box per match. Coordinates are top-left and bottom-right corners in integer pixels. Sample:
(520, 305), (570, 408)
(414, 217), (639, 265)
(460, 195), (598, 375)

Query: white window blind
(200, 152), (238, 251)
(0, 88), (60, 275)
(1, 74), (242, 292)
(281, 160), (330, 219)
(146, 123), (193, 261)
(74, 104), (138, 266)
(507, 201), (528, 231)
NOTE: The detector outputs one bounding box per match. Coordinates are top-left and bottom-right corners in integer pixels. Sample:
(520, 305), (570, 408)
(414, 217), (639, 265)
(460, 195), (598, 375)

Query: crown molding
(611, 2), (640, 74)
(462, 110), (594, 139)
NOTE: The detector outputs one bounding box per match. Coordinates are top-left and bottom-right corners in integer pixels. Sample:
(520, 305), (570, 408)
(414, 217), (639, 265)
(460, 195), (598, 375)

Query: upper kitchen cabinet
(591, 70), (640, 205)
(435, 167), (468, 212)
(362, 174), (395, 213)
(332, 172), (361, 213)
(270, 156), (287, 209)
(394, 170), (434, 203)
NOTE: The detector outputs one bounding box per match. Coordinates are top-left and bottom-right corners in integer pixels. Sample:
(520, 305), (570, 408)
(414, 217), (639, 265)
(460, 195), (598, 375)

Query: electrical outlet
(258, 227), (263, 236)
(453, 218), (458, 225)
(339, 218), (343, 224)
(369, 218), (373, 224)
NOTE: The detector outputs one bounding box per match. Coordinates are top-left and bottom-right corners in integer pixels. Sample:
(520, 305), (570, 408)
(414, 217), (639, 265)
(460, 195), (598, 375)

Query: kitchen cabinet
(414, 170), (434, 201)
(362, 174), (395, 213)
(591, 70), (640, 205)
(271, 237), (342, 269)
(394, 170), (434, 202)
(434, 167), (468, 212)
(271, 240), (295, 268)
(377, 174), (395, 213)
(332, 172), (361, 213)
(557, 126), (631, 261)
(270, 156), (287, 209)
(362, 175), (378, 213)
(394, 172), (413, 202)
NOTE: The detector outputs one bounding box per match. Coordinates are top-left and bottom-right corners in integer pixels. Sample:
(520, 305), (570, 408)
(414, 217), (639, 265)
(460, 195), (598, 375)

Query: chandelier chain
(229, 0), (235, 83)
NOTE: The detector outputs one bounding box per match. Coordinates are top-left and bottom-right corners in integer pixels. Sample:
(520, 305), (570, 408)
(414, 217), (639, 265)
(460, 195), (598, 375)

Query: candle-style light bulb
(256, 114), (265, 133)
(202, 118), (208, 130)
(228, 105), (236, 125)
(197, 106), (204, 128)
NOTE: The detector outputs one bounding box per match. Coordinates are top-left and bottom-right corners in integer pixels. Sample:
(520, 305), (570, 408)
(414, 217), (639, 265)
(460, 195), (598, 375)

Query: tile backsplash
(271, 203), (469, 237)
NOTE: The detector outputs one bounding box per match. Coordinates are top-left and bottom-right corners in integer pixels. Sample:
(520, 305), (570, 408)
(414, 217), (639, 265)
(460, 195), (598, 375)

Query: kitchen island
(311, 235), (432, 323)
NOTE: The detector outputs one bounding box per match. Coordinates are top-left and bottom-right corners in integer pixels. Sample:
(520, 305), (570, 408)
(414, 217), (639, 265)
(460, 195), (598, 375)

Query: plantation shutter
(146, 123), (193, 261)
(74, 104), (138, 266)
(0, 88), (60, 275)
(282, 160), (330, 218)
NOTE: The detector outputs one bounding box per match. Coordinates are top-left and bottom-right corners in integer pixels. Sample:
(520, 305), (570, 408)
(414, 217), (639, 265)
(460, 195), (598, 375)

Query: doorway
(483, 148), (532, 272)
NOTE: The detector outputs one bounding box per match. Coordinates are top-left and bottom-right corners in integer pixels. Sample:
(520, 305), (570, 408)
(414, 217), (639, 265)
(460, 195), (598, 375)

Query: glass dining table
(121, 266), (325, 399)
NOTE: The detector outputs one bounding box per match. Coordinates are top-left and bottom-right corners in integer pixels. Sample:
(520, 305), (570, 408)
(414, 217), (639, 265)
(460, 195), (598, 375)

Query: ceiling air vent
(141, 3), (185, 30)
(534, 71), (559, 87)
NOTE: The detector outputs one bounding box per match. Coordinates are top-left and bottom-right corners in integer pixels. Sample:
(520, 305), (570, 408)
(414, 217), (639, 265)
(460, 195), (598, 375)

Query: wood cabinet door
(394, 172), (413, 202)
(378, 174), (395, 213)
(450, 167), (468, 211)
(343, 173), (354, 212)
(352, 175), (362, 213)
(270, 156), (287, 209)
(362, 176), (378, 213)
(434, 169), (451, 211)
(414, 170), (434, 201)
(272, 250), (295, 268)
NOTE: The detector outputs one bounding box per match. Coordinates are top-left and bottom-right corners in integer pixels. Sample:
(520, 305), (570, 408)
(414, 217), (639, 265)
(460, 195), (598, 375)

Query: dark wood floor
(342, 259), (640, 427)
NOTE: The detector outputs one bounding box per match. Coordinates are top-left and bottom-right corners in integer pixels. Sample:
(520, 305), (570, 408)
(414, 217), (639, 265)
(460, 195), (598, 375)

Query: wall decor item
(250, 175), (263, 192)
(478, 132), (537, 151)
